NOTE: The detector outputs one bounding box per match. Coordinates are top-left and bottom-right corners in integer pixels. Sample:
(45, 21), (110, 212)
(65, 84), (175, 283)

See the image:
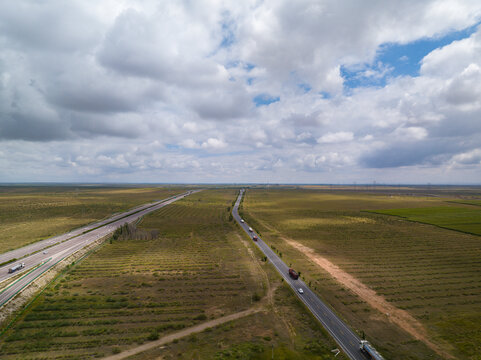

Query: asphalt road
(0, 190), (199, 307)
(233, 189), (371, 360)
(0, 194), (183, 267)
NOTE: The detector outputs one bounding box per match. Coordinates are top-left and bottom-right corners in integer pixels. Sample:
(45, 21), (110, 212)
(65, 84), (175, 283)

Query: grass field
(374, 206), (481, 236)
(0, 186), (183, 253)
(0, 189), (342, 359)
(129, 244), (344, 360)
(241, 188), (481, 360)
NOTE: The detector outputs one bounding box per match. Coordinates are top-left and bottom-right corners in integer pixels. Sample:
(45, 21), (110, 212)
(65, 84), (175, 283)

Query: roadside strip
(232, 189), (371, 360)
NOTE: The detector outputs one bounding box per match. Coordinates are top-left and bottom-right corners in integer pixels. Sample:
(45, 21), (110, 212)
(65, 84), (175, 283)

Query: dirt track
(103, 307), (263, 360)
(285, 238), (453, 359)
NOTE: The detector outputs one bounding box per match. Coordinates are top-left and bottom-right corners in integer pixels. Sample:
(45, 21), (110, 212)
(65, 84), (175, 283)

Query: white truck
(359, 340), (384, 360)
(8, 262), (25, 274)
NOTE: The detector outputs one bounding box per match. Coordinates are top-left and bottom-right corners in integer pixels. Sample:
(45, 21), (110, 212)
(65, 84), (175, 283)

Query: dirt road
(285, 237), (453, 359)
(103, 307), (263, 360)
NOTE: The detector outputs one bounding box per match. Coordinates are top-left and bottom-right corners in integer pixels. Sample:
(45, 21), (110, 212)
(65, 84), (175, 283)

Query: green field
(0, 189), (341, 359)
(374, 206), (481, 235)
(241, 188), (481, 360)
(0, 186), (182, 253)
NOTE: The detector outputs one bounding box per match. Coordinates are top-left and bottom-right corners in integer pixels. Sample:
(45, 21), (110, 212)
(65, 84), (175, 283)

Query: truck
(359, 340), (384, 360)
(8, 262), (25, 274)
(288, 268), (299, 280)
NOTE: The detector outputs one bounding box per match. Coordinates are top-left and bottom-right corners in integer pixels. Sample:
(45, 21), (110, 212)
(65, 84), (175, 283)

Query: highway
(0, 195), (183, 268)
(0, 190), (198, 307)
(233, 189), (374, 360)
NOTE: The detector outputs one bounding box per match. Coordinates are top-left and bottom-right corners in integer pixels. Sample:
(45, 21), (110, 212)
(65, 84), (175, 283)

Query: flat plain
(0, 186), (182, 253)
(241, 187), (481, 360)
(373, 206), (481, 235)
(0, 189), (342, 359)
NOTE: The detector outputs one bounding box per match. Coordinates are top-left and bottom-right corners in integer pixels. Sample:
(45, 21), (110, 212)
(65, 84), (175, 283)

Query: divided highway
(0, 190), (199, 307)
(233, 189), (372, 360)
(0, 195), (184, 268)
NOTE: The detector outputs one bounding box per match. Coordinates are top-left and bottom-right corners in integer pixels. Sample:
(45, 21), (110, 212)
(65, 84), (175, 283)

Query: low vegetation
(0, 189), (341, 359)
(373, 205), (481, 236)
(242, 187), (481, 360)
(0, 186), (182, 253)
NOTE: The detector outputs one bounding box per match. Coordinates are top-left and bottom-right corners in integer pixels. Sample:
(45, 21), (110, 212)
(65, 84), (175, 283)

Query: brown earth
(284, 237), (453, 359)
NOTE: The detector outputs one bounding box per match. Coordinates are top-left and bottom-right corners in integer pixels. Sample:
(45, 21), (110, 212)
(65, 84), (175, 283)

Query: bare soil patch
(284, 237), (453, 359)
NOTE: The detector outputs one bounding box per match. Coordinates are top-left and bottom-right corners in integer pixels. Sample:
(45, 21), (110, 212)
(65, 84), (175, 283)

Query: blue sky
(341, 22), (481, 89)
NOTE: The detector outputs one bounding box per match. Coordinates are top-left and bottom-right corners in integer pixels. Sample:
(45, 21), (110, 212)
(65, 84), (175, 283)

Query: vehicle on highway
(359, 340), (385, 359)
(8, 263), (25, 274)
(252, 235), (258, 241)
(240, 219), (245, 223)
(248, 227), (253, 232)
(288, 268), (299, 280)
(298, 288), (304, 294)
(43, 250), (48, 254)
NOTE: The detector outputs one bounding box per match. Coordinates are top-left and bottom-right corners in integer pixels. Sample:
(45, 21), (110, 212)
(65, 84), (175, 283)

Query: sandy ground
(285, 237), (453, 359)
(103, 307), (263, 360)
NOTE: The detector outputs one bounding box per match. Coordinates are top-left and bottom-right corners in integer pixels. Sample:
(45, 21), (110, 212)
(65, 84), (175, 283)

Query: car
(240, 219), (245, 223)
(252, 235), (258, 241)
(248, 227), (253, 232)
(43, 250), (48, 254)
(298, 288), (304, 294)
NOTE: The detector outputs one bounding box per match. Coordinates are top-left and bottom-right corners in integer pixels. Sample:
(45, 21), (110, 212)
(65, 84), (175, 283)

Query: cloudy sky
(1, 0), (481, 184)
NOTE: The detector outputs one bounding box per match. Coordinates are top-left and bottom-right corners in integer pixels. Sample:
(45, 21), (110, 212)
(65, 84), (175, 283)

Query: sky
(1, 0), (481, 184)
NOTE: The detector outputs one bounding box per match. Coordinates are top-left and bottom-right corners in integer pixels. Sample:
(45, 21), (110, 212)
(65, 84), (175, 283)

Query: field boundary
(365, 210), (481, 237)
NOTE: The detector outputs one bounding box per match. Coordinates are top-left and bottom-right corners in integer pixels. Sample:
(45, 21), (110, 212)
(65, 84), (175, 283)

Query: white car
(240, 219), (245, 223)
(298, 288), (304, 294)
(248, 227), (253, 232)
(43, 250), (48, 254)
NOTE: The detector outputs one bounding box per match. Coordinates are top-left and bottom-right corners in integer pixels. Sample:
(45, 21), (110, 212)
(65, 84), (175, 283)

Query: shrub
(194, 314), (207, 321)
(147, 331), (159, 341)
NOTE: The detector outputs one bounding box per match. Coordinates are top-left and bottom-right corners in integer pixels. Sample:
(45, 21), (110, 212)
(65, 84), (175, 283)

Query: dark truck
(288, 268), (299, 280)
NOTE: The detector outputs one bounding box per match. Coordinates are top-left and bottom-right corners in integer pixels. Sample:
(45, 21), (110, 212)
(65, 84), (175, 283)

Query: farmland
(0, 186), (183, 253)
(374, 206), (481, 235)
(241, 188), (481, 360)
(0, 189), (341, 359)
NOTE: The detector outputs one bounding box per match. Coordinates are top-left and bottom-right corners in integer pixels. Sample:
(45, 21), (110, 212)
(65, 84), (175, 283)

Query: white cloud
(450, 148), (481, 165)
(0, 1), (481, 183)
(317, 132), (354, 144)
(201, 138), (228, 150)
(393, 127), (428, 140)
